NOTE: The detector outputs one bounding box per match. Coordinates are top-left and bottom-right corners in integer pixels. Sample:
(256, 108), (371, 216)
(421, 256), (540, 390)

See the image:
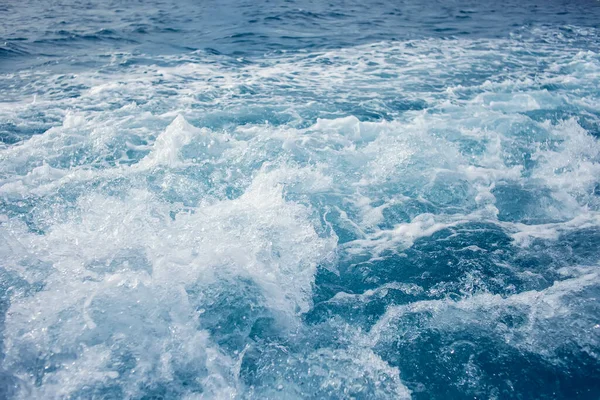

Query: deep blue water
(2, 1), (600, 399)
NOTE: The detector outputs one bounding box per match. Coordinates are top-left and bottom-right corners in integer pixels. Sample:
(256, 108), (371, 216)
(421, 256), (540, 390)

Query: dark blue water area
(2, 0), (600, 72)
(2, 1), (600, 399)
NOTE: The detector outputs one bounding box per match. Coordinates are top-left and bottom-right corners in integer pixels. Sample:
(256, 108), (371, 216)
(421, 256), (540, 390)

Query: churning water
(2, 0), (600, 398)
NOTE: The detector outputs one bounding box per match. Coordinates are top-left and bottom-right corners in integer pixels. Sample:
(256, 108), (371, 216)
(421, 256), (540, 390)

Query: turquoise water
(2, 1), (600, 398)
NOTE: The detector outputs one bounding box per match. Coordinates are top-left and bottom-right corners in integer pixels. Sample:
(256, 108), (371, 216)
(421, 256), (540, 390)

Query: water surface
(2, 1), (600, 398)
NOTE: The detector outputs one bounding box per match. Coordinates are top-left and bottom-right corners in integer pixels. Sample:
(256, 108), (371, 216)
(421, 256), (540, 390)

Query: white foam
(137, 115), (207, 169)
(370, 269), (600, 357)
(1, 162), (337, 397)
(2, 28), (600, 397)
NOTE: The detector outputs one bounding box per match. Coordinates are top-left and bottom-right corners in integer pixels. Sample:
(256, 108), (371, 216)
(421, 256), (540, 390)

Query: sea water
(1, 0), (600, 398)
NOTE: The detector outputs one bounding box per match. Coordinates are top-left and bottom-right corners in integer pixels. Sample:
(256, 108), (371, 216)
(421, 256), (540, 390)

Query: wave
(1, 28), (599, 398)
